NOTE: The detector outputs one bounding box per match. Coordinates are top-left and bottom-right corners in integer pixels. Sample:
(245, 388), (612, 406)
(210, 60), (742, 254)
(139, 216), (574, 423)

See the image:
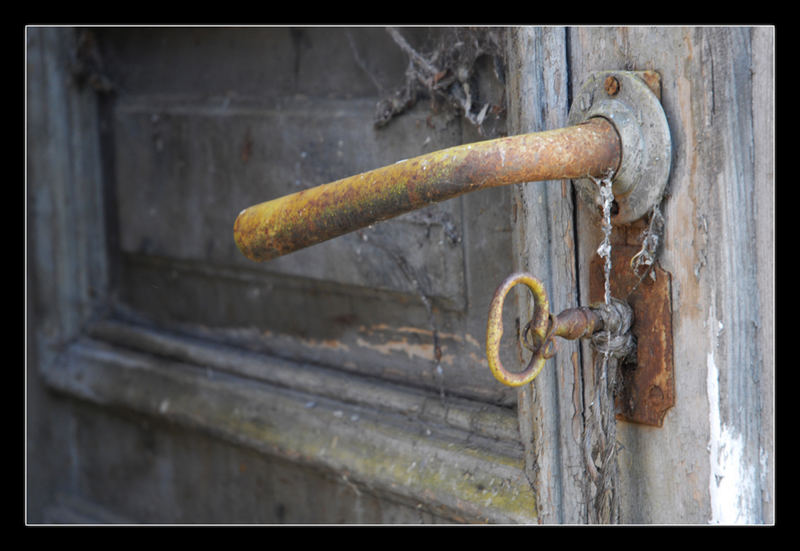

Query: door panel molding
(43, 330), (534, 523)
(29, 26), (540, 524)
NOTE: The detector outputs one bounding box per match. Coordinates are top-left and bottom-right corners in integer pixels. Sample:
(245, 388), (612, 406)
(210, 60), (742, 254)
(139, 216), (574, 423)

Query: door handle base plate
(569, 71), (672, 225)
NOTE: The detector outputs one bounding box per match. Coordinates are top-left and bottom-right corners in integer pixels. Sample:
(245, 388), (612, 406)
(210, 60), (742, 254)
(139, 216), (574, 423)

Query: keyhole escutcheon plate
(590, 245), (675, 427)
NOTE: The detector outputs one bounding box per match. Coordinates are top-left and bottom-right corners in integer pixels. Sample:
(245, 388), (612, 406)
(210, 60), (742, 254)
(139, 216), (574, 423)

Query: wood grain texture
(27, 27), (109, 352)
(28, 27), (531, 524)
(42, 335), (535, 523)
(750, 27), (774, 523)
(27, 27), (110, 520)
(506, 27), (587, 524)
(28, 26), (773, 525)
(569, 26), (773, 524)
(98, 27), (517, 405)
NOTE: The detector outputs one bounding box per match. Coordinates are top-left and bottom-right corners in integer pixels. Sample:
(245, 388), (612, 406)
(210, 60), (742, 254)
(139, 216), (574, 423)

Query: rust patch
(636, 70), (662, 101)
(604, 75), (620, 96)
(241, 128), (253, 163)
(590, 244), (674, 427)
(552, 307), (603, 341)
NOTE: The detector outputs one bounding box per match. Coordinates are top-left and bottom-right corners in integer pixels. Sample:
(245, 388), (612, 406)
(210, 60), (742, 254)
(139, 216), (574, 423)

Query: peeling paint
(706, 306), (762, 524)
(359, 324), (479, 349)
(355, 336), (436, 363)
(354, 324), (479, 366)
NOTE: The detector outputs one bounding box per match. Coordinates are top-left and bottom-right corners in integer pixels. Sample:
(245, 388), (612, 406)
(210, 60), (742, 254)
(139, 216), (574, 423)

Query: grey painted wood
(42, 335), (534, 523)
(27, 27), (536, 524)
(750, 27), (774, 524)
(569, 26), (774, 524)
(28, 25), (772, 525)
(86, 319), (522, 444)
(27, 26), (110, 521)
(39, 404), (459, 524)
(505, 27), (587, 524)
(96, 27), (516, 405)
(27, 27), (109, 355)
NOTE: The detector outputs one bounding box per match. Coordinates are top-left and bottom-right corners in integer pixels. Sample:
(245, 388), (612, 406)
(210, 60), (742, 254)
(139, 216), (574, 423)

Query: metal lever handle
(234, 71), (671, 262)
(486, 272), (632, 387)
(233, 117), (620, 262)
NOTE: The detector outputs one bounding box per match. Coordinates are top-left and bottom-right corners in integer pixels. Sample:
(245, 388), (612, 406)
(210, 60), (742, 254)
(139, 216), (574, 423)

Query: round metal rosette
(568, 71), (672, 224)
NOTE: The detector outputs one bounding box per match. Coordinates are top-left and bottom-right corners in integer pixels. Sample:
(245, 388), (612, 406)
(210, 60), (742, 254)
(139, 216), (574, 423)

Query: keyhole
(597, 200), (620, 217)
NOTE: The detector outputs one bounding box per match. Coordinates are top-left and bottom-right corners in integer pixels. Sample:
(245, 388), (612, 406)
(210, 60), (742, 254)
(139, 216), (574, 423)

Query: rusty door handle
(234, 118), (620, 262)
(234, 71), (670, 262)
(230, 72), (673, 423)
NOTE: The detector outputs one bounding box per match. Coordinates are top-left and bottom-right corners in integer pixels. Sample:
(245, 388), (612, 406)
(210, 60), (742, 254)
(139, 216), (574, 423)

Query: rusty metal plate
(590, 245), (674, 426)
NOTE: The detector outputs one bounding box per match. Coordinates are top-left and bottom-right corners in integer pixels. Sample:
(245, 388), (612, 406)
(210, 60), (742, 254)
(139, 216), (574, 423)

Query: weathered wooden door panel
(99, 27), (515, 405)
(500, 26), (773, 524)
(28, 26), (538, 524)
(27, 26), (773, 524)
(503, 27), (585, 523)
(568, 27), (774, 524)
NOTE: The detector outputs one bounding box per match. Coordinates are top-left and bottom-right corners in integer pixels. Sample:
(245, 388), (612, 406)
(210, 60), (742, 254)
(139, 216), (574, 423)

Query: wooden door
(28, 26), (531, 524)
(27, 26), (774, 524)
(568, 26), (774, 524)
